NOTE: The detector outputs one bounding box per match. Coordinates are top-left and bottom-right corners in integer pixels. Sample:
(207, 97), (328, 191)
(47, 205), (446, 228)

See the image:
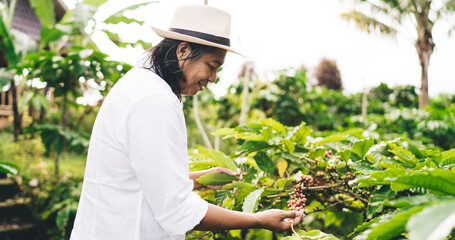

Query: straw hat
(151, 5), (243, 56)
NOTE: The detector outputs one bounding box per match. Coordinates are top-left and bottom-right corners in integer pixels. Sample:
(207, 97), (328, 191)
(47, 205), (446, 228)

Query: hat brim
(151, 26), (244, 57)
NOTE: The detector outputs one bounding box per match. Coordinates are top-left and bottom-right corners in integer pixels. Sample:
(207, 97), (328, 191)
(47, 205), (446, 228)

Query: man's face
(177, 44), (227, 96)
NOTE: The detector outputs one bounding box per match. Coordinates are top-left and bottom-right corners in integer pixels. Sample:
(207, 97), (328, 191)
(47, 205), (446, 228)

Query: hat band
(169, 28), (230, 47)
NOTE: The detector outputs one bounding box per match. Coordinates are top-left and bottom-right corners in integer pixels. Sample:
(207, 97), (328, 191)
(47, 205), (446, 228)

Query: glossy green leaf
(367, 185), (396, 218)
(215, 190), (230, 205)
(209, 150), (237, 172)
(388, 143), (417, 168)
(291, 122), (311, 145)
(196, 173), (238, 186)
(354, 206), (425, 240)
(357, 168), (455, 195)
(242, 188), (264, 213)
(442, 149), (455, 162)
(441, 156), (455, 166)
(254, 152), (274, 175)
(353, 137), (374, 159)
(407, 199), (455, 240)
(235, 141), (269, 156)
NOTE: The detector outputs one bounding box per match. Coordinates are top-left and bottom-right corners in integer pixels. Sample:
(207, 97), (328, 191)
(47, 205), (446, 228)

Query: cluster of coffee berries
(287, 175), (314, 211)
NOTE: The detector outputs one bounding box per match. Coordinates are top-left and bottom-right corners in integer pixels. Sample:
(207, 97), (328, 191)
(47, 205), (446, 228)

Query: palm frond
(341, 10), (398, 36)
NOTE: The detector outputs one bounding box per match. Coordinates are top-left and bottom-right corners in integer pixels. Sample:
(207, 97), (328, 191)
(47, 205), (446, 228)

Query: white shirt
(70, 67), (208, 240)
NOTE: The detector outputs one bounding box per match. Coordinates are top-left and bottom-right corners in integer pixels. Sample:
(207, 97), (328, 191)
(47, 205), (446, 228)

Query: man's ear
(176, 42), (191, 61)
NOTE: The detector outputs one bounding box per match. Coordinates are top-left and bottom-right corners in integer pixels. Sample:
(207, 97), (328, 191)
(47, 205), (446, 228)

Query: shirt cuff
(161, 191), (208, 237)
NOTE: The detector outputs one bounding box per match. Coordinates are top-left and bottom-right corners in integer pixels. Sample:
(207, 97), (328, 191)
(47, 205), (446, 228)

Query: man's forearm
(194, 204), (260, 231)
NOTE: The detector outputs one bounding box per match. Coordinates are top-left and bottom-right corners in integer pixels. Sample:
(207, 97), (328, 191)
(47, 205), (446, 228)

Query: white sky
(67, 0), (455, 97)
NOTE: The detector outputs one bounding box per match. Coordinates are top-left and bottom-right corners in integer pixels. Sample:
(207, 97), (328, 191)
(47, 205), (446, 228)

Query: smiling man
(70, 5), (304, 240)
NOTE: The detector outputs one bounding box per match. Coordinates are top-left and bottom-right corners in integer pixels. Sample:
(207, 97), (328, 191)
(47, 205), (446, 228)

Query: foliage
(187, 117), (455, 239)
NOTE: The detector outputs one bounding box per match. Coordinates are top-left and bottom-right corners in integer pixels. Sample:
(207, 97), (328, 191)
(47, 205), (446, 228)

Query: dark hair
(144, 38), (218, 100)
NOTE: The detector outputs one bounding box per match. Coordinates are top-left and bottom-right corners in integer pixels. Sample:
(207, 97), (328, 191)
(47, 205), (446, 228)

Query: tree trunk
(10, 80), (21, 142)
(415, 9), (434, 109)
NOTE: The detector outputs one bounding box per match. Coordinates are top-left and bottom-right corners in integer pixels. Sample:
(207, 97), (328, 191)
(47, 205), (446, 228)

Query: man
(70, 5), (304, 239)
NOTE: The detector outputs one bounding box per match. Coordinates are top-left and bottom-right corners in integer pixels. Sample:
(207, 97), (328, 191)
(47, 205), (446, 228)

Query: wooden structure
(0, 0), (67, 129)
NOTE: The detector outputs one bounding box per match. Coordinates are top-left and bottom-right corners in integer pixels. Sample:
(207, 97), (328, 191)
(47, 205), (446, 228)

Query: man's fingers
(217, 167), (240, 176)
(282, 210), (298, 219)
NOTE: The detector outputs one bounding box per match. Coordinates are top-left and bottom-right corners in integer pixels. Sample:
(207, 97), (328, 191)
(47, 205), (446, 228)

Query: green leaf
(276, 178), (294, 190)
(103, 2), (157, 24)
(352, 137), (374, 159)
(339, 149), (351, 162)
(315, 135), (348, 145)
(83, 0), (108, 7)
(209, 150), (237, 172)
(40, 26), (65, 49)
(388, 143), (417, 168)
(235, 141), (269, 156)
(29, 0), (55, 27)
(383, 195), (455, 208)
(261, 118), (286, 135)
(407, 200), (455, 240)
(441, 156), (455, 167)
(367, 185), (396, 218)
(212, 128), (235, 136)
(357, 168), (455, 195)
(309, 148), (325, 160)
(354, 206), (425, 240)
(242, 188), (264, 213)
(262, 126), (273, 140)
(104, 15), (144, 25)
(0, 17), (19, 66)
(222, 181), (254, 190)
(196, 173), (238, 186)
(291, 122), (311, 145)
(281, 139), (295, 153)
(0, 162), (18, 175)
(442, 149), (455, 162)
(215, 190), (230, 205)
(56, 205), (71, 229)
(254, 152), (274, 175)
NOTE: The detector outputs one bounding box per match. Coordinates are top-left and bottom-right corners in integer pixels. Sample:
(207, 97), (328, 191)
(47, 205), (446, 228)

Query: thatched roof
(11, 0), (67, 41)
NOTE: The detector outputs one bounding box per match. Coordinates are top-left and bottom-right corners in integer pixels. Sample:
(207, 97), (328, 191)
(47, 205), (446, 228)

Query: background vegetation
(0, 0), (454, 239)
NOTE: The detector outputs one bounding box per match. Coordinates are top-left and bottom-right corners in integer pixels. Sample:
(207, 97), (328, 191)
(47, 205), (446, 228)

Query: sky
(66, 0), (455, 98)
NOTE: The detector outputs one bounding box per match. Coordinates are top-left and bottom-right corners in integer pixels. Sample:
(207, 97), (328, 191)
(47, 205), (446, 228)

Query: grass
(0, 132), (87, 182)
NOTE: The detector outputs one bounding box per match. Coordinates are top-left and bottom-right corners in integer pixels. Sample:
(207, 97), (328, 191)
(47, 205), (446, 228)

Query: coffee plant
(187, 118), (455, 239)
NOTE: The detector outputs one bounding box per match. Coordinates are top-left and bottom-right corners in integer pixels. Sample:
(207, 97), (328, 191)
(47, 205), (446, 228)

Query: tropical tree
(0, 0), (37, 141)
(342, 0), (455, 108)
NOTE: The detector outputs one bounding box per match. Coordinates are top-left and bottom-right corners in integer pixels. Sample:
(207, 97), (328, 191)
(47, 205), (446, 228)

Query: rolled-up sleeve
(122, 94), (208, 237)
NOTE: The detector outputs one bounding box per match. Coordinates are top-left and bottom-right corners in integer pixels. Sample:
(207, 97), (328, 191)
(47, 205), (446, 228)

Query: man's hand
(190, 167), (242, 190)
(255, 209), (305, 233)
